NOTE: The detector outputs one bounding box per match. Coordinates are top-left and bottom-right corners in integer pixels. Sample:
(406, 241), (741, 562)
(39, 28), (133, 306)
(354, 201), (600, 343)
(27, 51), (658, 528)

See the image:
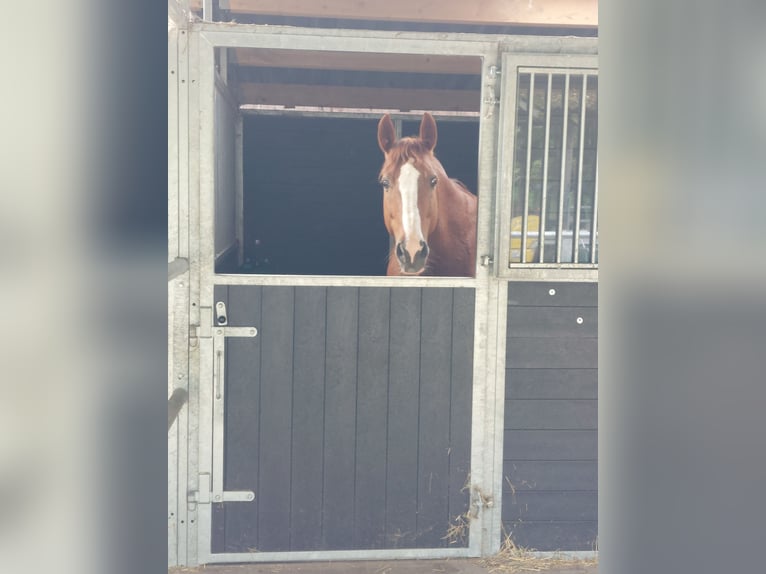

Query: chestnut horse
(377, 112), (477, 277)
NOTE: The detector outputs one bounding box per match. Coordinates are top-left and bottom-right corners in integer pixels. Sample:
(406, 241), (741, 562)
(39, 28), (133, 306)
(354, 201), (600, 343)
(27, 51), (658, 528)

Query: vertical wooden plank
(448, 288), (474, 545)
(415, 288), (454, 547)
(289, 287), (327, 550)
(221, 285), (262, 551)
(256, 286), (294, 551)
(386, 287), (422, 548)
(322, 287), (359, 549)
(354, 288), (391, 549)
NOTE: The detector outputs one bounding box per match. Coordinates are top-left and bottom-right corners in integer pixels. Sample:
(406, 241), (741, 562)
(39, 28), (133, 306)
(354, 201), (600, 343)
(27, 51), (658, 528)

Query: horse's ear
(419, 112), (438, 151)
(377, 114), (396, 153)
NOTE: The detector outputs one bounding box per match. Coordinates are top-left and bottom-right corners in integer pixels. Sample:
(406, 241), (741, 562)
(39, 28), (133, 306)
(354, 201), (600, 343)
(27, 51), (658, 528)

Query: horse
(377, 112), (478, 277)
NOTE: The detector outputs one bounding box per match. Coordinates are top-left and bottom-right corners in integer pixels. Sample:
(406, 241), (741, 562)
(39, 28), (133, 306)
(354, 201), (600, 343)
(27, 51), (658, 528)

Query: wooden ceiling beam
(230, 49), (482, 75)
(237, 83), (480, 112)
(194, 0), (597, 28)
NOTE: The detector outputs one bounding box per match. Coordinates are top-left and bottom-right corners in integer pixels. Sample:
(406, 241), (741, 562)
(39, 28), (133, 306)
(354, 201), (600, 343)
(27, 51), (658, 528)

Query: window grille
(508, 69), (598, 267)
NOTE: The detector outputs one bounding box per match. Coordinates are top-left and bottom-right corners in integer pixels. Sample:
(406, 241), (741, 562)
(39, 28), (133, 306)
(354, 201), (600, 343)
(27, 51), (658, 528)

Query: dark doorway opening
(218, 114), (479, 276)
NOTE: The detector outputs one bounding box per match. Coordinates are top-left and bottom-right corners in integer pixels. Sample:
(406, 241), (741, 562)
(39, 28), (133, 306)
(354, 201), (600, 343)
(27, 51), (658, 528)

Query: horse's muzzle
(396, 240), (429, 274)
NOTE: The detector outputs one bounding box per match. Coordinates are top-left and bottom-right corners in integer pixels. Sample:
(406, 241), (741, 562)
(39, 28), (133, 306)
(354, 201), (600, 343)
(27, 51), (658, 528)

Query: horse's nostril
(396, 243), (405, 260)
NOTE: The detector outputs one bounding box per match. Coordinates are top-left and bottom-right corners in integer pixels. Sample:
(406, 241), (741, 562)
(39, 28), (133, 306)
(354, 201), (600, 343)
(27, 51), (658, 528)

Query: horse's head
(377, 112), (446, 275)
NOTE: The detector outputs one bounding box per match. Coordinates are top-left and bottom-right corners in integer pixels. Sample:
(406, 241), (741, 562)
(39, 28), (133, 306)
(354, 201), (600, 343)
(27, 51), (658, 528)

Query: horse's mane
(451, 178), (470, 192)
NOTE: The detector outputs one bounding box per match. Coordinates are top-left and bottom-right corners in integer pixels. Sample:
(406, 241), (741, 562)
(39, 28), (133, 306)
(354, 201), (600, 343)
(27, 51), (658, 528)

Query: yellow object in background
(510, 214), (540, 263)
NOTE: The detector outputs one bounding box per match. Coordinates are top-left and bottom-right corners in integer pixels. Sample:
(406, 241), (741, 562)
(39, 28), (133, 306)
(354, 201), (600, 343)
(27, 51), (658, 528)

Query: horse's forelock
(384, 138), (437, 173)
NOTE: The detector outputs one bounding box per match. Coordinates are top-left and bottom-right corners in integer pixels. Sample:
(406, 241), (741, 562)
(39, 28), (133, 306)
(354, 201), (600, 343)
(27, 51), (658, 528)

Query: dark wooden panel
(354, 288), (391, 549)
(221, 286), (263, 551)
(223, 287), (263, 490)
(506, 369), (597, 400)
(504, 399), (597, 430)
(219, 286), (477, 552)
(506, 337), (597, 369)
(502, 283), (599, 552)
(503, 461), (598, 492)
(256, 286), (295, 551)
(505, 521), (598, 551)
(507, 282), (597, 307)
(506, 306), (597, 338)
(289, 287), (327, 550)
(503, 430), (597, 461)
(448, 288), (474, 540)
(386, 288), (422, 548)
(502, 491), (597, 522)
(322, 287), (359, 549)
(416, 289), (454, 547)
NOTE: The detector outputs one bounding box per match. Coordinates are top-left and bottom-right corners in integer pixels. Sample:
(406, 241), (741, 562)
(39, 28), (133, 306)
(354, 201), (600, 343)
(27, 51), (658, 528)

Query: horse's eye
(430, 176), (438, 187)
(380, 178), (390, 190)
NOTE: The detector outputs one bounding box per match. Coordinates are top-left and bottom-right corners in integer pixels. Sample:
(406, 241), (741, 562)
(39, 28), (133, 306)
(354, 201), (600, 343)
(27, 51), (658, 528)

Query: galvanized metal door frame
(181, 22), (597, 566)
(168, 20), (196, 569)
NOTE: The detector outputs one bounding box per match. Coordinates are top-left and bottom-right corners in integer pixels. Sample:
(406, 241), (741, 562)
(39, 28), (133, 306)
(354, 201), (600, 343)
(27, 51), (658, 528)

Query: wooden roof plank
(194, 0), (597, 28)
(231, 49), (483, 75)
(237, 83), (480, 112)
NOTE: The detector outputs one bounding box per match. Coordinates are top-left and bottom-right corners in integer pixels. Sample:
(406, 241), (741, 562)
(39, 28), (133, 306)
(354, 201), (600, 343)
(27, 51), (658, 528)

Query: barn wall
(214, 85), (237, 260)
(502, 281), (598, 550)
(211, 285), (475, 552)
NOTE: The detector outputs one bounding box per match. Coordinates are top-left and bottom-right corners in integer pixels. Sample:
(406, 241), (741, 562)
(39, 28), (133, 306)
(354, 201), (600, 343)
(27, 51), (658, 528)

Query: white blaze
(398, 161), (423, 242)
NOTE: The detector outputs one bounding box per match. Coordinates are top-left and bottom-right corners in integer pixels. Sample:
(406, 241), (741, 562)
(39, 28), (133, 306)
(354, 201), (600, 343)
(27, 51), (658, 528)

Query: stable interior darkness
(219, 115), (479, 276)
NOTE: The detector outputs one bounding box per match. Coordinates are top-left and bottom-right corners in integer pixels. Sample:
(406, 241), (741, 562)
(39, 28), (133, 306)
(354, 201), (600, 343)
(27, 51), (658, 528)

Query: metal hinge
(487, 65), (501, 79)
(188, 473), (255, 510)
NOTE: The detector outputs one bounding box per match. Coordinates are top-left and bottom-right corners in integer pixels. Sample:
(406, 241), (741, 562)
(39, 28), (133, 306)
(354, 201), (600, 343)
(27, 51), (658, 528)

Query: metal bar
(573, 74), (587, 263)
(519, 65), (598, 75)
(211, 274), (476, 288)
(521, 73), (534, 263)
(539, 73), (552, 263)
(211, 334), (224, 500)
(168, 28), (180, 263)
(178, 30), (190, 261)
(168, 388), (189, 431)
(504, 267), (598, 282)
(240, 106), (480, 120)
(199, 23), (597, 56)
(234, 114), (244, 267)
(556, 74), (570, 263)
(221, 490), (255, 502)
(195, 32), (217, 566)
(202, 0), (213, 22)
(495, 53), (520, 273)
(174, 25), (194, 567)
(591, 149), (599, 264)
(201, 26), (497, 56)
(213, 73), (238, 112)
(469, 49), (501, 556)
(478, 280), (507, 554)
(217, 326), (257, 337)
(203, 547), (473, 564)
(168, 257), (189, 281)
(218, 47), (228, 84)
